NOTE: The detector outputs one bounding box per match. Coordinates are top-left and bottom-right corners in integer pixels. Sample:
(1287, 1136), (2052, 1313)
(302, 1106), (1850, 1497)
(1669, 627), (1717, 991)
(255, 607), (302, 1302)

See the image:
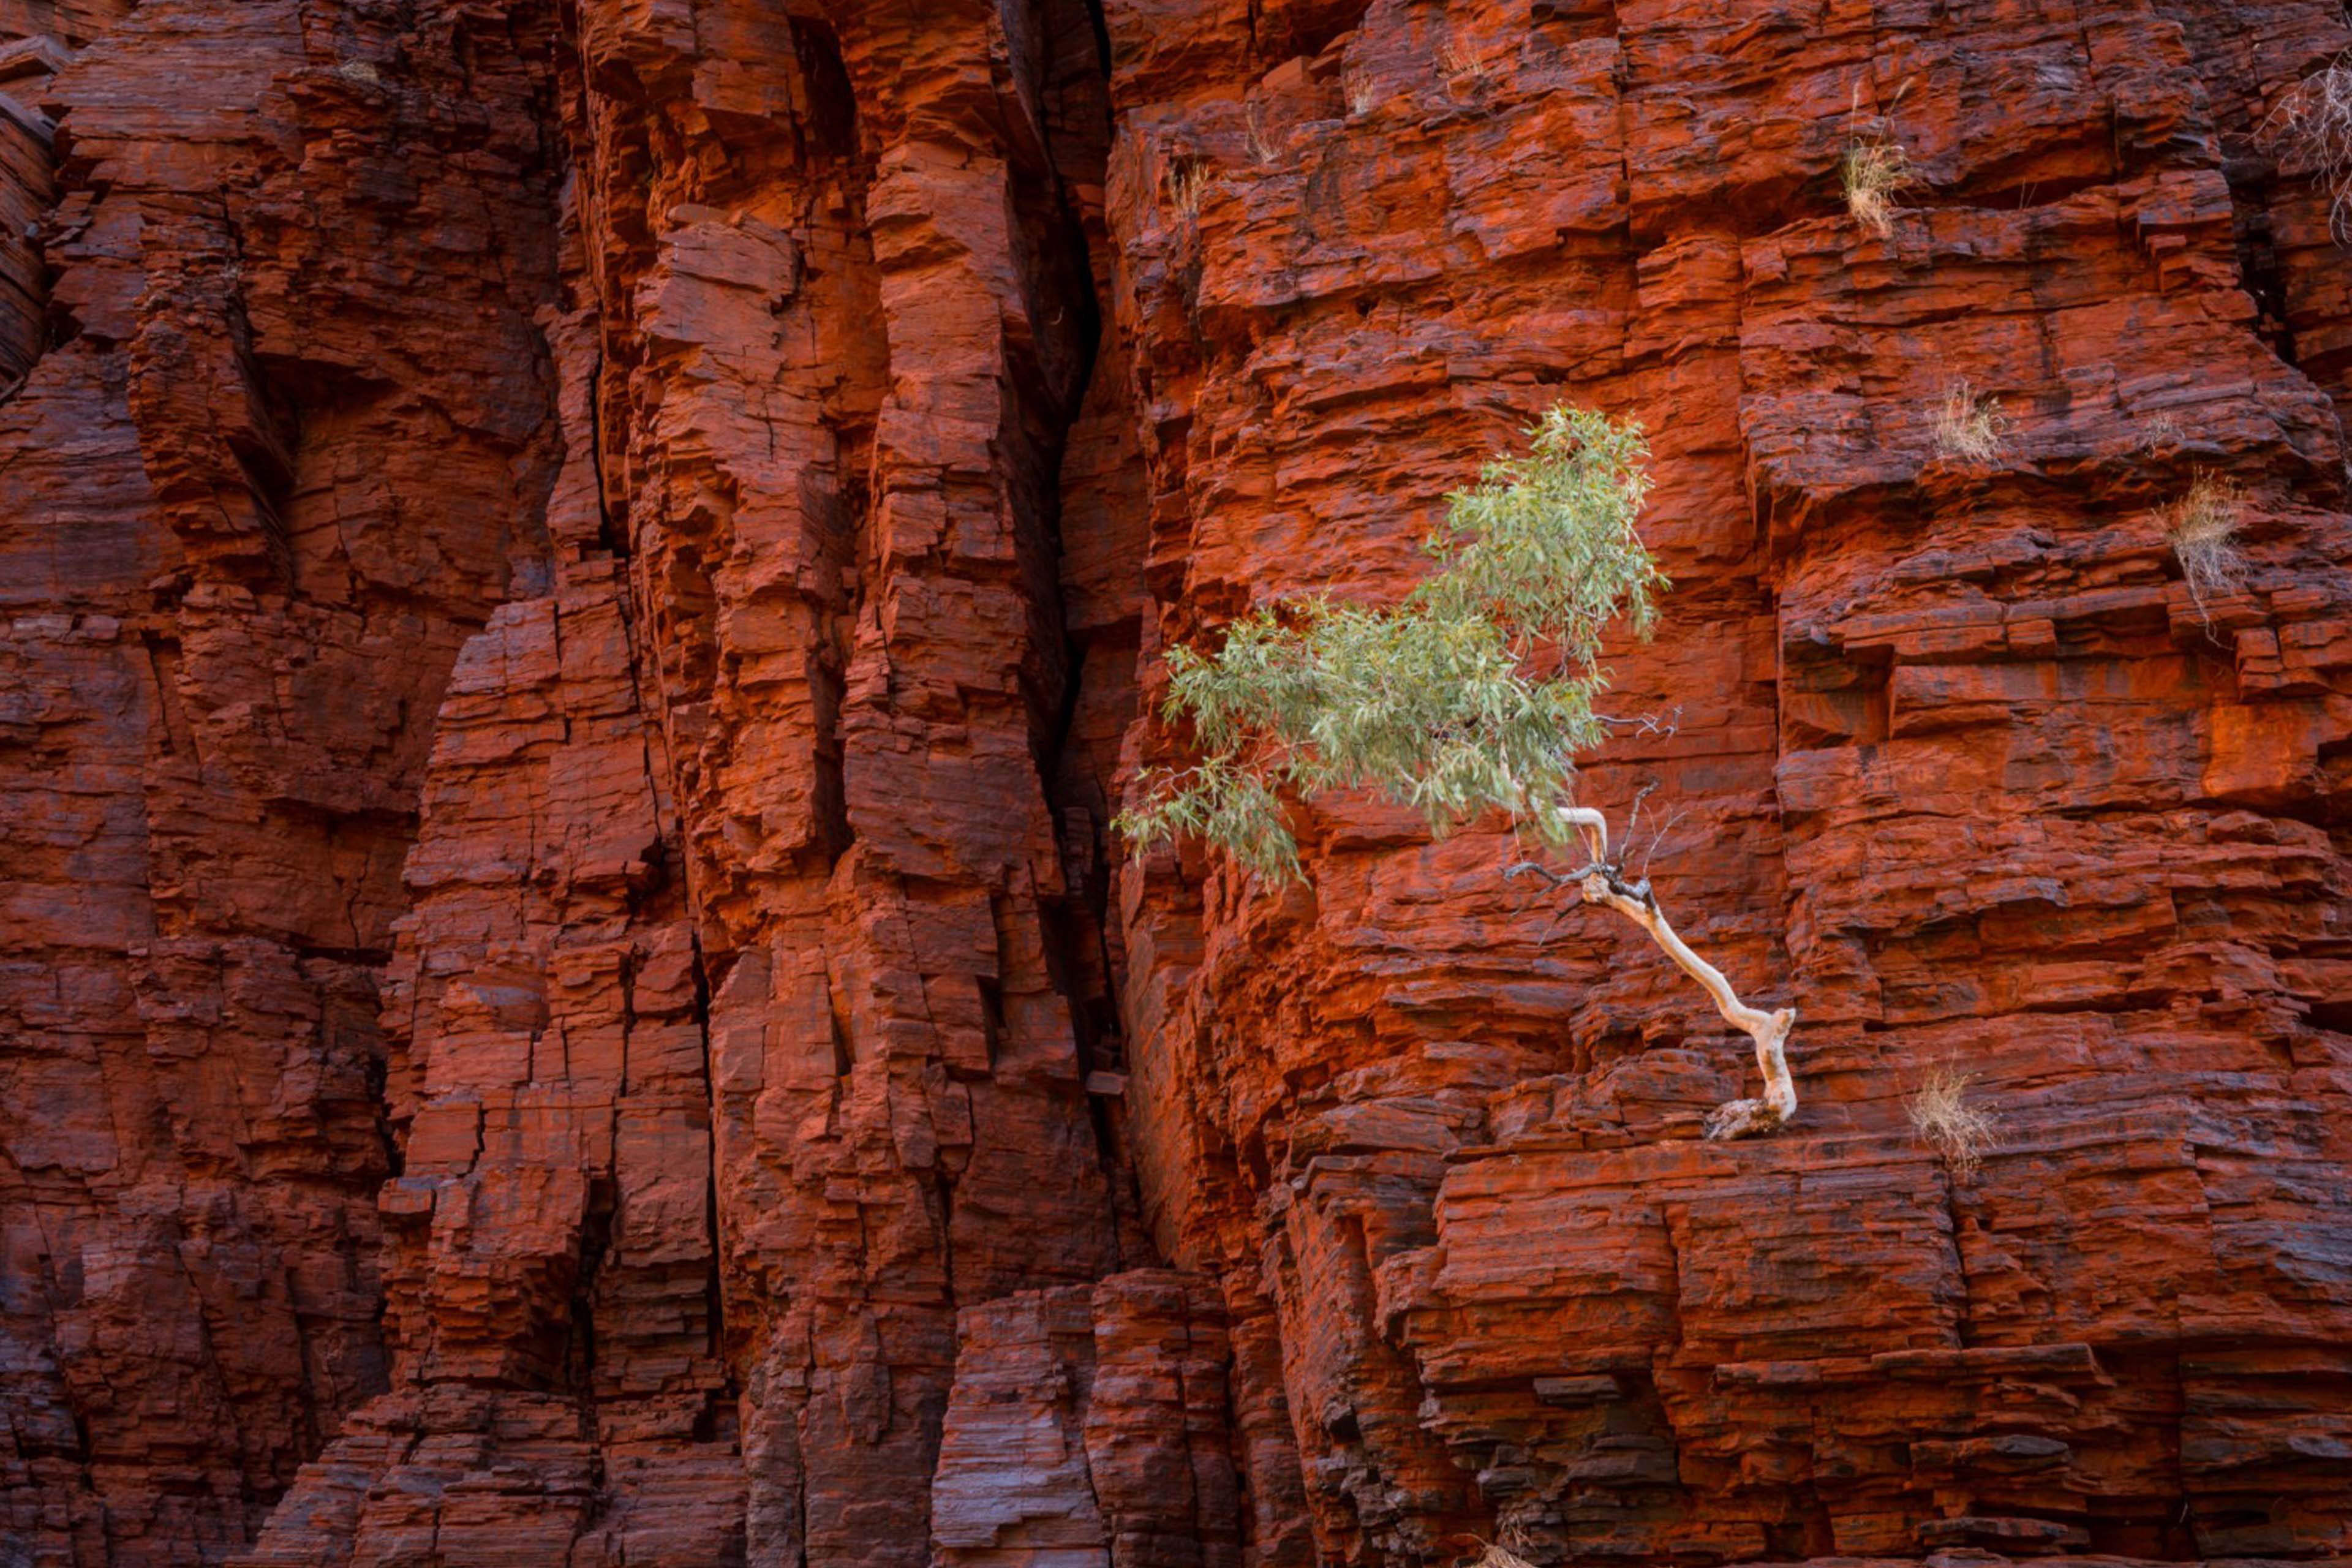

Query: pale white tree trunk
(1546, 807), (1796, 1139)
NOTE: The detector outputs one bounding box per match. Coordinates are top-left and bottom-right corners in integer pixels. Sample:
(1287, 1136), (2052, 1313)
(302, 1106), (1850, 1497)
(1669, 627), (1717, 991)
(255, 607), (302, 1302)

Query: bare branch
(1542, 804), (1613, 868)
(1621, 780), (1659, 860)
(1635, 805), (1687, 884)
(1591, 707), (1683, 737)
(1506, 858), (1610, 888)
(1529, 803), (1796, 1138)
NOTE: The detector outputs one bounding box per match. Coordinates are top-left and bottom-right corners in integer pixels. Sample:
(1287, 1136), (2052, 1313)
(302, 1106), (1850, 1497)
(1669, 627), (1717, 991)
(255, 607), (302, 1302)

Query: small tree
(1118, 407), (1800, 1139)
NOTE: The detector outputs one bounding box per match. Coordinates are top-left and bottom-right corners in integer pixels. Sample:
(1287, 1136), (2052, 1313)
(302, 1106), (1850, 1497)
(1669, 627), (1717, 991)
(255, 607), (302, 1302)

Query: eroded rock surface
(1, 1), (2348, 1566)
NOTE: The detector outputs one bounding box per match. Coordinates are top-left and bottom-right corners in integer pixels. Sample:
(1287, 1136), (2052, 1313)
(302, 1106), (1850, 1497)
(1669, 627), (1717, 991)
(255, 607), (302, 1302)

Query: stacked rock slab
(0, 1), (2347, 1567)
(0, 0), (567, 1561)
(1104, 1), (2352, 1564)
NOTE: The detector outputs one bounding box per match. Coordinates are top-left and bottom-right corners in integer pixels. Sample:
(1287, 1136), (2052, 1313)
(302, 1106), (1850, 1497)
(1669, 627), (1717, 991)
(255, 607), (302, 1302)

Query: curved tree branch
(1542, 804), (1797, 1139)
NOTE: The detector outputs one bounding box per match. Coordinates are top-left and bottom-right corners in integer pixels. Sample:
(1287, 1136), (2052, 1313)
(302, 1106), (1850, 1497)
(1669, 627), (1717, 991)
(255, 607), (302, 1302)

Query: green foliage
(1117, 405), (1664, 880)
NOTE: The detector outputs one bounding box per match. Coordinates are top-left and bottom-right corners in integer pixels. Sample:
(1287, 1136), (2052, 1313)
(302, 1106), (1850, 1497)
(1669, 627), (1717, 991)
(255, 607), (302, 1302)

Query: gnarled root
(1702, 1093), (1790, 1142)
(1537, 805), (1798, 1139)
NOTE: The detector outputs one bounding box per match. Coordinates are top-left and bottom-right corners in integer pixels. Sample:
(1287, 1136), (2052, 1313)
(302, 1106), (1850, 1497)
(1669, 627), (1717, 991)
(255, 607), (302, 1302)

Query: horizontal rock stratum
(1, 1), (2348, 1565)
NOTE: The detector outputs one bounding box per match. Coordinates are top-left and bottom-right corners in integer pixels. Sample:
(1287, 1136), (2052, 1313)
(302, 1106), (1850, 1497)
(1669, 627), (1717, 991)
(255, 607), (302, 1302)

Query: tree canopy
(1117, 405), (1664, 876)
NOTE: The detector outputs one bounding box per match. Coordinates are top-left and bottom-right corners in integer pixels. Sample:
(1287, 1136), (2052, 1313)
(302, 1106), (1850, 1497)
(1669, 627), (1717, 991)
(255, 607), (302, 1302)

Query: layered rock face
(2, 1), (2349, 1567)
(0, 0), (567, 1558)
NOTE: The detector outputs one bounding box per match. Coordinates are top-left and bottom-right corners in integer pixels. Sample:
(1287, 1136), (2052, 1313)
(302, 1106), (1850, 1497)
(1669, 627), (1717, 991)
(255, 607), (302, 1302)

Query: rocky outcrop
(0, 0), (565, 1559)
(930, 1272), (1240, 1568)
(2, 1), (2350, 1566)
(1104, 2), (2352, 1563)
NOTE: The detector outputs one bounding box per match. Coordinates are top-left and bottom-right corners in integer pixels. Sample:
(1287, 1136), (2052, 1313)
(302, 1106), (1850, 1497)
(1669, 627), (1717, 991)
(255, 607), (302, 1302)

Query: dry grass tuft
(2137, 413), (2185, 454)
(1167, 161), (1216, 227)
(1840, 80), (1915, 239)
(2264, 56), (2352, 242)
(1842, 136), (1911, 237)
(1467, 1544), (1539, 1568)
(1436, 34), (1491, 97)
(1907, 1066), (1997, 1179)
(2166, 470), (2248, 626)
(1245, 100), (1278, 166)
(1932, 380), (2007, 462)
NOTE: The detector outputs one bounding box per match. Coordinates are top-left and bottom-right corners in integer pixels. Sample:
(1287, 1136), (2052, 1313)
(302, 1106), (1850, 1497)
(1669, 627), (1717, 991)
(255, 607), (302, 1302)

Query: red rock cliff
(2, 2), (2349, 1566)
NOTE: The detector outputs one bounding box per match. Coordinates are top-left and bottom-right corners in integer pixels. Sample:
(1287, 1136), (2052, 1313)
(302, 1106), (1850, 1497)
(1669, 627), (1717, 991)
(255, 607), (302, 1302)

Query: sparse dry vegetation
(1467, 1542), (1538, 1568)
(1907, 1066), (1996, 1178)
(2166, 470), (2248, 625)
(1436, 34), (1491, 96)
(2263, 55), (2352, 241)
(1841, 81), (1915, 239)
(2137, 413), (2185, 454)
(1842, 135), (1910, 237)
(1245, 100), (1278, 166)
(1167, 160), (1215, 227)
(1932, 381), (2006, 462)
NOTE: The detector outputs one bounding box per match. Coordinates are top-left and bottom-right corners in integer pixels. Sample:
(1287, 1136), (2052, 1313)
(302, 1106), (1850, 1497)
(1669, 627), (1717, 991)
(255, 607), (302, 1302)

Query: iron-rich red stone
(0, 1), (2347, 1566)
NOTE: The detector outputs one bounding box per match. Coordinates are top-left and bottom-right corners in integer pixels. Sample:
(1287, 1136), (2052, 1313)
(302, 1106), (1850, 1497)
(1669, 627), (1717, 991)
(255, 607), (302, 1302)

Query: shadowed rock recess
(2, 0), (2350, 1564)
